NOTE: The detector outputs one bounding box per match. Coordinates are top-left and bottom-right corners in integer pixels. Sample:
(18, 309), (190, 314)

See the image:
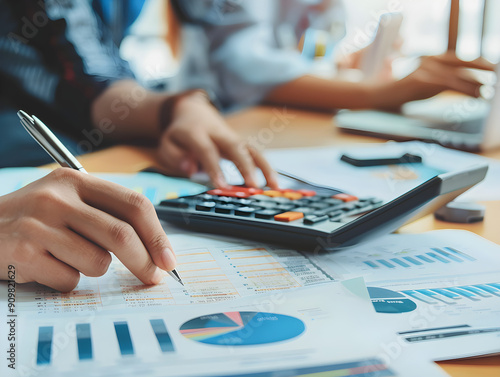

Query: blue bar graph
(459, 286), (492, 297)
(416, 289), (439, 298)
(417, 289), (455, 304)
(474, 284), (500, 295)
(426, 252), (450, 263)
(114, 322), (134, 356)
(446, 287), (478, 298)
(390, 258), (410, 268)
(402, 257), (423, 266)
(377, 259), (395, 268)
(431, 248), (463, 263)
(37, 326), (54, 365)
(76, 324), (93, 361)
(402, 290), (437, 304)
(430, 289), (461, 299)
(150, 319), (175, 353)
(416, 255), (435, 263)
(364, 261), (379, 268)
(444, 247), (476, 261)
(489, 283), (500, 290)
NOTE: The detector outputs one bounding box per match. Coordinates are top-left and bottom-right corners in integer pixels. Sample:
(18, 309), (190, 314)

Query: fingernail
(160, 247), (177, 270)
(151, 268), (165, 285)
(215, 173), (227, 188)
(180, 159), (191, 174)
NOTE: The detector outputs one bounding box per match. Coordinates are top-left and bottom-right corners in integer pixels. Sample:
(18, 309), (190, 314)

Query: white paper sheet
(5, 282), (449, 377)
(312, 230), (500, 360)
(11, 233), (334, 316)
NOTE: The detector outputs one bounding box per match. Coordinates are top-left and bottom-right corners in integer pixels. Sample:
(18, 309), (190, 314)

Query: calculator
(155, 165), (488, 251)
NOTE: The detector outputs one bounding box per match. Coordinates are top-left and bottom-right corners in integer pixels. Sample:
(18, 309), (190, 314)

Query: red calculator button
(332, 193), (358, 202)
(274, 212), (304, 222)
(297, 189), (316, 197)
(228, 186), (264, 195)
(207, 189), (250, 198)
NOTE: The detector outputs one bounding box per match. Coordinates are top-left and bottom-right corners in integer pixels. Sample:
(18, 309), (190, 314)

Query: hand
(0, 168), (176, 292)
(157, 91), (279, 189)
(371, 52), (496, 111)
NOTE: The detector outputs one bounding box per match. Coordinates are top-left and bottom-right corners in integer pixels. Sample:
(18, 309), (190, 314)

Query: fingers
(183, 134), (227, 187)
(248, 147), (279, 189)
(434, 53), (496, 71)
(431, 65), (483, 98)
(75, 178), (176, 272)
(31, 251), (81, 292)
(158, 138), (198, 177)
(214, 135), (258, 187)
(44, 226), (111, 278)
(65, 202), (166, 285)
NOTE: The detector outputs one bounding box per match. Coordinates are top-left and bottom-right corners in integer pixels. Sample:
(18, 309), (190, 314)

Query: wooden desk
(59, 106), (500, 377)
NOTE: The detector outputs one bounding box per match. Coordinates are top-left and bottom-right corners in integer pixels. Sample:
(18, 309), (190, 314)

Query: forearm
(264, 75), (378, 111)
(91, 80), (168, 141)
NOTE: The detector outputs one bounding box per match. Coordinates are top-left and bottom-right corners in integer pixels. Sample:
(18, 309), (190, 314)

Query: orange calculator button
(332, 193), (358, 202)
(283, 192), (303, 200)
(274, 212), (304, 222)
(263, 190), (283, 197)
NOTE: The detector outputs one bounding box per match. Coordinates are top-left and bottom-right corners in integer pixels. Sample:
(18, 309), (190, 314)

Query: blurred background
(120, 0), (500, 86)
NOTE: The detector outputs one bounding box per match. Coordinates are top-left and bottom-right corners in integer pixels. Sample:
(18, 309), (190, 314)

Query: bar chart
(362, 246), (476, 270)
(35, 318), (176, 366)
(400, 282), (500, 305)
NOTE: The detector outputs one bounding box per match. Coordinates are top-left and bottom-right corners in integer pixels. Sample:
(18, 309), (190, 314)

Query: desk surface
(60, 106), (500, 377)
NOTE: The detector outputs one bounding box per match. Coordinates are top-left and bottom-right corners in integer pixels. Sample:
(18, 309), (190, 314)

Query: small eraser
(434, 202), (486, 223)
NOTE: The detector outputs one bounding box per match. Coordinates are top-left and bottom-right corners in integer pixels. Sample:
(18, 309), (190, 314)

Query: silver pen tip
(17, 110), (31, 121)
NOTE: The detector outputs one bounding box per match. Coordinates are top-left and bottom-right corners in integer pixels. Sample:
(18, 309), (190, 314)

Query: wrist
(158, 89), (212, 132)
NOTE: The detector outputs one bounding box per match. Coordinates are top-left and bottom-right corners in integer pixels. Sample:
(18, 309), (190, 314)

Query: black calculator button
(273, 197), (293, 204)
(159, 199), (191, 208)
(255, 209), (282, 219)
(235, 207), (258, 216)
(250, 195), (276, 202)
(371, 198), (384, 206)
(275, 204), (295, 211)
(217, 196), (233, 204)
(254, 201), (279, 210)
(293, 207), (315, 215)
(341, 202), (357, 211)
(303, 215), (329, 225)
(310, 202), (330, 210)
(214, 204), (237, 214)
(195, 202), (217, 211)
(293, 199), (311, 206)
(326, 210), (344, 218)
(197, 194), (215, 201)
(314, 205), (344, 216)
(235, 198), (253, 206)
(324, 198), (343, 206)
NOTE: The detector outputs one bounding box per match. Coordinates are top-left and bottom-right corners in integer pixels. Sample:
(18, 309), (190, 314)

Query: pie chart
(179, 311), (305, 346)
(368, 287), (417, 314)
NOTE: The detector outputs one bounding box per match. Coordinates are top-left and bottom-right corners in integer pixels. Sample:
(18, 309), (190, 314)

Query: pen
(17, 110), (184, 287)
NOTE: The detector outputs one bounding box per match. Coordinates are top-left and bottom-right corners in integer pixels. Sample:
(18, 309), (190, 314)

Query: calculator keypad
(159, 186), (383, 226)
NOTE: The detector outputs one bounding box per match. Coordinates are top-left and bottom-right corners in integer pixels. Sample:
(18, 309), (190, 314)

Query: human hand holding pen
(0, 168), (177, 292)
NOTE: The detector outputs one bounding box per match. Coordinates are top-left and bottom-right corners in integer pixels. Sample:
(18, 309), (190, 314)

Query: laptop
(336, 64), (499, 151)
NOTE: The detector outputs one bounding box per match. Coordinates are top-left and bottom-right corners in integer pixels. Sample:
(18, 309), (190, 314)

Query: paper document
(6, 282), (448, 377)
(12, 233), (333, 315)
(313, 230), (500, 360)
